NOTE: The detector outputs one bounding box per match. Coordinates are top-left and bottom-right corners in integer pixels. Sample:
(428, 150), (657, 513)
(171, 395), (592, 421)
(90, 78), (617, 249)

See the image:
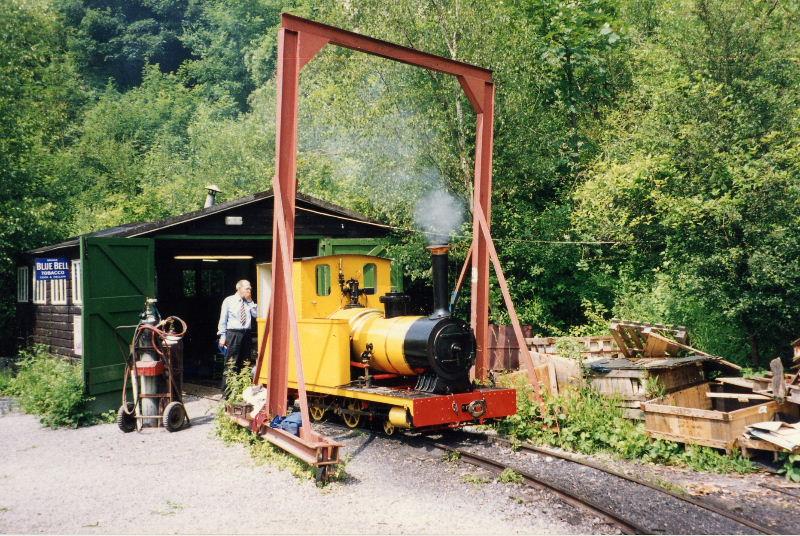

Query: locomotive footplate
(407, 387), (516, 428)
(297, 384), (518, 429)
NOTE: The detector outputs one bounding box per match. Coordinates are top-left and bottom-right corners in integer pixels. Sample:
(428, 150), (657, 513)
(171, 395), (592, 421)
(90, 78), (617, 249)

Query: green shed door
(81, 237), (155, 400)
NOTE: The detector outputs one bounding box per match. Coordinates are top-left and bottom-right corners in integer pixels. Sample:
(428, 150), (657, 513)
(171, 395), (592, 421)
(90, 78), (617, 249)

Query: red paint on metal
(258, 13), (504, 465)
(133, 360), (164, 376)
(266, 27), (301, 419)
(411, 388), (516, 428)
(471, 83), (495, 381)
(474, 204), (542, 397)
(281, 14), (492, 82)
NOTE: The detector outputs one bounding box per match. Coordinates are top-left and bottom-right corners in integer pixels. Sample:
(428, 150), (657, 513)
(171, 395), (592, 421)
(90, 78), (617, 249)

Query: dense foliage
(497, 376), (754, 474)
(2, 0), (798, 366)
(1, 346), (96, 427)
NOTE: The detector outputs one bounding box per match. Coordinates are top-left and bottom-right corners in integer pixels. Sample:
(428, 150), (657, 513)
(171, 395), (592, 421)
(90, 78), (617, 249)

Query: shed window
(363, 263), (377, 289)
(17, 267), (29, 302)
(71, 260), (82, 305)
(316, 264), (331, 296)
(182, 269), (197, 297)
(201, 269), (225, 297)
(32, 273), (47, 304)
(51, 279), (67, 305)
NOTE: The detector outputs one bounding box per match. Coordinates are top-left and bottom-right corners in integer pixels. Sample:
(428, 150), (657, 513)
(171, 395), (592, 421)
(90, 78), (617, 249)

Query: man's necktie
(239, 300), (246, 326)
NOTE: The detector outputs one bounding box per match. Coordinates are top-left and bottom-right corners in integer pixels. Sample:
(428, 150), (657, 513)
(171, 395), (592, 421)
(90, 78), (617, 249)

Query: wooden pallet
(609, 319), (688, 358)
(526, 336), (622, 360)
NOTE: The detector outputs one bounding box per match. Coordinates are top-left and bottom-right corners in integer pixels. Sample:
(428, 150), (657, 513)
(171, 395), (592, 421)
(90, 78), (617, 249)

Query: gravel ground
(0, 395), (610, 535)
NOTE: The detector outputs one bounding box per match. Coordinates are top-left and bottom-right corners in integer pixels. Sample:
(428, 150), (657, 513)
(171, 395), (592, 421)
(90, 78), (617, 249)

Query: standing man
(217, 279), (257, 394)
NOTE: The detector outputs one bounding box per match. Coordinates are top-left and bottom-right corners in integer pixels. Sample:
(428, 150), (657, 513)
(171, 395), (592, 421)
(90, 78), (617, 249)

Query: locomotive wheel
(310, 405), (327, 422)
(342, 401), (361, 429)
(163, 401), (186, 432)
(117, 403), (136, 433)
(382, 420), (396, 436)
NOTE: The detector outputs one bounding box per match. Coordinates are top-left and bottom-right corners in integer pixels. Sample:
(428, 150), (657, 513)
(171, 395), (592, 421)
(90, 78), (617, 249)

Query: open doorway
(154, 238), (319, 386)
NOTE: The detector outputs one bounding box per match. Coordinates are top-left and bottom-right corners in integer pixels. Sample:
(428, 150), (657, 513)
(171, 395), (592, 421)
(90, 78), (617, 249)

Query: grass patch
(779, 453), (800, 482)
(0, 368), (13, 394)
(442, 450), (461, 463)
(461, 473), (490, 485)
(498, 468), (523, 484)
(214, 361), (347, 485)
(1, 345), (120, 428)
(497, 379), (754, 474)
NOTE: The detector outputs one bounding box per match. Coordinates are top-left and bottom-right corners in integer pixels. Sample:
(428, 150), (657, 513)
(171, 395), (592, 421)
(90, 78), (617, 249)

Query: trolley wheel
(163, 401), (186, 432)
(310, 405), (327, 423)
(382, 419), (396, 436)
(342, 401), (361, 429)
(117, 403), (136, 433)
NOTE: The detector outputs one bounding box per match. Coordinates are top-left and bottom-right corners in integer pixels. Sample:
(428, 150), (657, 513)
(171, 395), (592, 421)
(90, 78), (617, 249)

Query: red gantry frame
(251, 14), (544, 470)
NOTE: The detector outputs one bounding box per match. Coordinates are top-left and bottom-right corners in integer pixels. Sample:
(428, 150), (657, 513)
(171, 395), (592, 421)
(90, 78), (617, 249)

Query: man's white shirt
(217, 294), (257, 335)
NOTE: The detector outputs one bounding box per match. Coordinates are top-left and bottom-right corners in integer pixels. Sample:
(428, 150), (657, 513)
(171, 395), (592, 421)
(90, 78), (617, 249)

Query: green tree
(575, 0), (800, 365)
(0, 0), (87, 355)
(55, 0), (192, 88)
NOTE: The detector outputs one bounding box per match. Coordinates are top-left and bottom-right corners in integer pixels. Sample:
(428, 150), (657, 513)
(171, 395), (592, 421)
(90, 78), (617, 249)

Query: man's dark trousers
(223, 328), (252, 394)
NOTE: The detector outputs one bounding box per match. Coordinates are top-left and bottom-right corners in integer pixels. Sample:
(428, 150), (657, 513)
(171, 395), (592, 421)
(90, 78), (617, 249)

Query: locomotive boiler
(331, 245), (474, 394)
(254, 245), (516, 434)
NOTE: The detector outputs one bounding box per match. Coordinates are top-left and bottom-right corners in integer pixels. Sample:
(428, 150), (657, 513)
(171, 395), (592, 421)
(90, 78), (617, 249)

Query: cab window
(363, 263), (377, 289)
(316, 264), (331, 296)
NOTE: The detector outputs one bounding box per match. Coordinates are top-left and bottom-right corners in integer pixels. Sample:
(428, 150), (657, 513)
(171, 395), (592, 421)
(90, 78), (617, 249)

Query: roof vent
(204, 184), (221, 208)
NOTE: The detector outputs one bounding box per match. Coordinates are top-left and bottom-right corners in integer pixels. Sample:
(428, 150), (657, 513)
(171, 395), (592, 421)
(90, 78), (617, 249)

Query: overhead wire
(294, 204), (652, 246)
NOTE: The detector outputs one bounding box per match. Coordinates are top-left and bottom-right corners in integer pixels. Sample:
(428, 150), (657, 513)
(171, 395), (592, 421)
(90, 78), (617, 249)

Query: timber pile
(642, 349), (800, 458)
(523, 320), (725, 420)
(522, 320), (800, 458)
(587, 356), (707, 420)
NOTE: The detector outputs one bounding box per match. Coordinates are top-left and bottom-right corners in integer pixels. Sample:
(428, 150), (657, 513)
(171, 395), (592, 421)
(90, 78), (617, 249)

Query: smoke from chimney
(413, 189), (466, 245)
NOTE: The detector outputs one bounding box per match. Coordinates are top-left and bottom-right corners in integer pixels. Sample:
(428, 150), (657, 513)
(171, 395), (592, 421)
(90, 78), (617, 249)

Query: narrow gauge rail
(422, 438), (646, 535)
(319, 421), (775, 535)
(423, 431), (775, 535)
(485, 434), (775, 535)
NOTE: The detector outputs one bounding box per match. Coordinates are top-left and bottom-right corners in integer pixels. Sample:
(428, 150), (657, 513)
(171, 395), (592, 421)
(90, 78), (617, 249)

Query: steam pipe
(428, 244), (450, 318)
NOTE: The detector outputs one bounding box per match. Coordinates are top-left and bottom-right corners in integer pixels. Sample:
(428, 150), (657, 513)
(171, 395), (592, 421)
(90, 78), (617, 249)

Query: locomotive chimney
(427, 244), (450, 318)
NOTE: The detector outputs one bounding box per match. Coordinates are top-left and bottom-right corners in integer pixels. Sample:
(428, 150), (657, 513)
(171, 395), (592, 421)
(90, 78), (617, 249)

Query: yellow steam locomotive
(254, 246), (516, 435)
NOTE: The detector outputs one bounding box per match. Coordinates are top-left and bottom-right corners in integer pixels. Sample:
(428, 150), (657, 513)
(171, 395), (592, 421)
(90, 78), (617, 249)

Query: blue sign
(35, 257), (70, 281)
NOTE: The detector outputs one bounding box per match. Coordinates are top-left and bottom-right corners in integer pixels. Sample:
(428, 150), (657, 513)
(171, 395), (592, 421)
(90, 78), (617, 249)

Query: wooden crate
(642, 383), (785, 452)
(587, 357), (706, 420)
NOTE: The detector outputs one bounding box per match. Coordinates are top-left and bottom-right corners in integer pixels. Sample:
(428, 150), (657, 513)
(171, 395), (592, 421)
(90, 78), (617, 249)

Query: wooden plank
(739, 435), (792, 456)
(748, 429), (800, 451)
(588, 369), (646, 379)
(705, 392), (771, 401)
(716, 377), (756, 390)
(611, 329), (632, 359)
(647, 429), (729, 449)
(642, 402), (727, 420)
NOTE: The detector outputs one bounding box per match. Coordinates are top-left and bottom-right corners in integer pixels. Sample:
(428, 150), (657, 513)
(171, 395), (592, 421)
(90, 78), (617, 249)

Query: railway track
(420, 437), (647, 534)
(485, 434), (775, 535)
(418, 430), (776, 535)
(320, 421), (776, 534)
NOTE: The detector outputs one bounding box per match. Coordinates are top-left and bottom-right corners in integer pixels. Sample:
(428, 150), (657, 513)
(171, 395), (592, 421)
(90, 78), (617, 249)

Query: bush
(497, 379), (753, 474)
(0, 367), (13, 394)
(5, 345), (95, 428)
